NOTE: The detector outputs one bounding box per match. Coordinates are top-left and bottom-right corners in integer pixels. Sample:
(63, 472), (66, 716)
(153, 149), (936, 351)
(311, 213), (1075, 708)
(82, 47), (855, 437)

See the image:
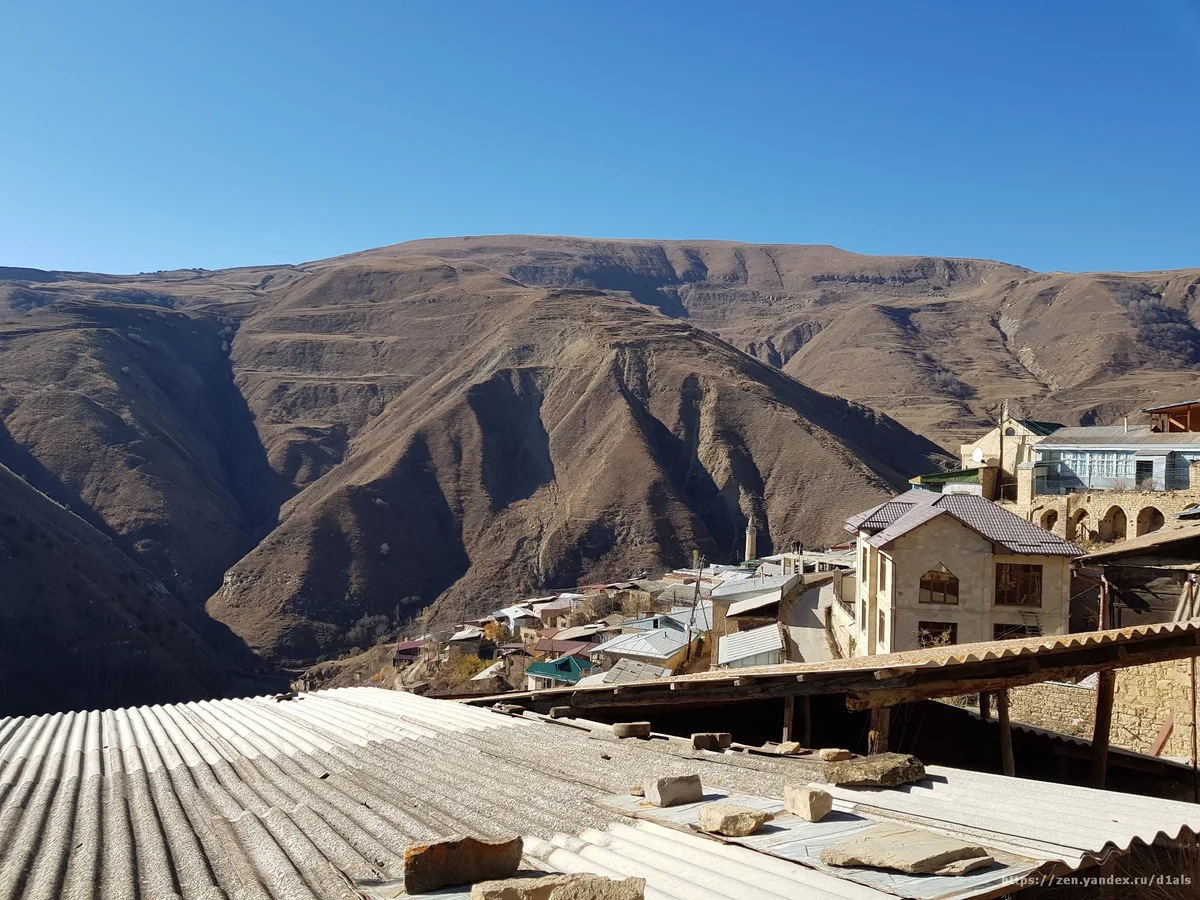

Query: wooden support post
(997, 689), (1015, 777)
(978, 691), (991, 721)
(868, 706), (891, 755)
(801, 695), (813, 748)
(782, 695), (794, 744)
(1090, 670), (1115, 789)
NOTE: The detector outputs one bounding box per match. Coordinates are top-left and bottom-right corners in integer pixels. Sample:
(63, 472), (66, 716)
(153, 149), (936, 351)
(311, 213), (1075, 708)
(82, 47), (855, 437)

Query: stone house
(986, 400), (1200, 543)
(845, 490), (1083, 655)
(958, 416), (1064, 498)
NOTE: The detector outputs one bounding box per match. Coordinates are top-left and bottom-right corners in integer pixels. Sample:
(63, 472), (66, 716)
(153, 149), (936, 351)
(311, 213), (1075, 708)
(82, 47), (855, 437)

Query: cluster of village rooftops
(395, 399), (1200, 692)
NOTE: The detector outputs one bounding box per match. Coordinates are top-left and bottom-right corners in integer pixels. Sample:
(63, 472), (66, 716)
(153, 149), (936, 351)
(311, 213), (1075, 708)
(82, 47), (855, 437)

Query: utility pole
(684, 552), (705, 663)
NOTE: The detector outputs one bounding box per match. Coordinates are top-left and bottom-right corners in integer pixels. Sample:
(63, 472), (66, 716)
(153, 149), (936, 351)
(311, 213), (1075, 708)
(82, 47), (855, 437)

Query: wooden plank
(1149, 711), (1174, 757)
(782, 696), (794, 744)
(494, 626), (1200, 713)
(979, 691), (991, 721)
(1090, 670), (1116, 789)
(868, 706), (890, 754)
(997, 689), (1015, 777)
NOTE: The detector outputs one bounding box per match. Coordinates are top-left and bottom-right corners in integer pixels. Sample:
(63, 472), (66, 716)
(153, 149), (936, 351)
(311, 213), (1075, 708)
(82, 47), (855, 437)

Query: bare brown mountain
(4, 235), (1197, 675)
(383, 237), (1200, 446)
(0, 462), (234, 715)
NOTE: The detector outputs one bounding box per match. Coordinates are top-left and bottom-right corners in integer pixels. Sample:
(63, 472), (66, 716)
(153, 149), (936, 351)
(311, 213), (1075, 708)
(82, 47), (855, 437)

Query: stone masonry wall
(1008, 660), (1199, 759)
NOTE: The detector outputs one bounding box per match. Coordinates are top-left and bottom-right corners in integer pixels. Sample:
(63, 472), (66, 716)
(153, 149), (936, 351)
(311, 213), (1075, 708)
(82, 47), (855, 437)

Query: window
(995, 563), (1043, 606)
(861, 545), (867, 573)
(918, 621), (958, 648)
(879, 556), (888, 592)
(994, 623), (1041, 640)
(878, 610), (886, 645)
(919, 565), (959, 604)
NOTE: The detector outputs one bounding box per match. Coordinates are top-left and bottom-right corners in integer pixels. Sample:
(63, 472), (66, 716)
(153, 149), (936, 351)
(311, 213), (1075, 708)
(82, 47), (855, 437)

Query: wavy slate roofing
(846, 490), (1084, 557)
(5, 686), (1200, 900)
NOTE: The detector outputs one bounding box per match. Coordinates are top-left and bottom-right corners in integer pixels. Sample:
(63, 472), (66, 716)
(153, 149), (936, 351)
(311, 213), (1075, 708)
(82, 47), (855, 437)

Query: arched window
(919, 565), (959, 604)
(1040, 509), (1058, 532)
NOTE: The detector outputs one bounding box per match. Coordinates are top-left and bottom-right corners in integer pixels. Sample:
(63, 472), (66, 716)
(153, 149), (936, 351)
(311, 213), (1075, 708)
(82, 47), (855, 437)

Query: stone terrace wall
(1008, 660), (1200, 759)
(1008, 681), (1095, 739)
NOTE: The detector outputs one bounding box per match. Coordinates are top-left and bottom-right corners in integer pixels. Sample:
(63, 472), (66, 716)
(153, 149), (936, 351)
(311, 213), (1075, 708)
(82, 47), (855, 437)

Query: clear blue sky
(3, 1), (1198, 274)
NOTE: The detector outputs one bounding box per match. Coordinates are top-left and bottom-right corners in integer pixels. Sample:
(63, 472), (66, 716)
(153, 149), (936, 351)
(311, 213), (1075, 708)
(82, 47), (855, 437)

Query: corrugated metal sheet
(1037, 424), (1200, 449)
(590, 628), (692, 661)
(662, 621), (1200, 685)
(575, 658), (670, 687)
(718, 624), (784, 666)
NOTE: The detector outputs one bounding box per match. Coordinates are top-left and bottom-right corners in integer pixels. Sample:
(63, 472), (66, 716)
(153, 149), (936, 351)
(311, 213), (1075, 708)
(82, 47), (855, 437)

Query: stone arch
(1098, 505), (1128, 542)
(1136, 506), (1165, 536)
(1068, 507), (1090, 541)
(1039, 509), (1059, 532)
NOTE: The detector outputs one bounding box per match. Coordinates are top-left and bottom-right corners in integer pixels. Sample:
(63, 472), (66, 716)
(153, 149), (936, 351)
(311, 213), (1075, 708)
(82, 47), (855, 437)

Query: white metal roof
(727, 592), (784, 617)
(717, 623), (784, 666)
(589, 627), (692, 662)
(711, 573), (799, 601)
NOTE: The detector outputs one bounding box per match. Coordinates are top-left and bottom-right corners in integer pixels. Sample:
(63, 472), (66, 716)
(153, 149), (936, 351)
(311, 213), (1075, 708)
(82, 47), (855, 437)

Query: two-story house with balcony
(844, 490), (1083, 655)
(1009, 399), (1200, 543)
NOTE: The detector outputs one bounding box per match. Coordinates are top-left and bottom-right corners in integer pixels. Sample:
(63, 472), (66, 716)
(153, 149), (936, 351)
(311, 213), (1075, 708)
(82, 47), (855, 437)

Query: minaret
(744, 516), (757, 563)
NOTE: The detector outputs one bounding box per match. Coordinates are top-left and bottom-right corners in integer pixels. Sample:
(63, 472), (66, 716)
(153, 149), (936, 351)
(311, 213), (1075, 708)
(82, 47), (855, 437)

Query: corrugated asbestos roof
(5, 687), (1200, 900)
(489, 623), (1200, 712)
(847, 490), (1083, 557)
(1077, 520), (1200, 562)
(718, 624), (784, 666)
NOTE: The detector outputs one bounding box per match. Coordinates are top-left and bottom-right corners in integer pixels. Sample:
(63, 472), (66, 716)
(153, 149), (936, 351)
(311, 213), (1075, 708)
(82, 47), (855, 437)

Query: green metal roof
(525, 655), (592, 684)
(910, 468), (982, 485)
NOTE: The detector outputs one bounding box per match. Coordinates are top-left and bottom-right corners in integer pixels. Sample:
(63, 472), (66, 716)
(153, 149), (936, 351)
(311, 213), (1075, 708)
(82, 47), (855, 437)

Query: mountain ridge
(4, 234), (1197, 693)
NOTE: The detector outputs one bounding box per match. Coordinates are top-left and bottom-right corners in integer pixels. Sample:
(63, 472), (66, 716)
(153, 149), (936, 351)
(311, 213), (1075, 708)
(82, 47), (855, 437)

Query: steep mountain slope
(0, 463), (234, 716)
(376, 237), (1200, 446)
(206, 260), (944, 662)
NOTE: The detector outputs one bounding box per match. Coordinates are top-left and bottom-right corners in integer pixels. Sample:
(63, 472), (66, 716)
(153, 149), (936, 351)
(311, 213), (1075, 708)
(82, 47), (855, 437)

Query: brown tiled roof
(849, 490), (1083, 557)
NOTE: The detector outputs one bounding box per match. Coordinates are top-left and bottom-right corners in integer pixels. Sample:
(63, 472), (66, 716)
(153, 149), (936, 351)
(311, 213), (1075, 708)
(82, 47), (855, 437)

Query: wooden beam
(979, 691), (991, 721)
(476, 626), (1200, 713)
(782, 696), (794, 744)
(868, 706), (891, 754)
(1090, 670), (1116, 789)
(1149, 711), (1174, 757)
(997, 689), (1015, 777)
